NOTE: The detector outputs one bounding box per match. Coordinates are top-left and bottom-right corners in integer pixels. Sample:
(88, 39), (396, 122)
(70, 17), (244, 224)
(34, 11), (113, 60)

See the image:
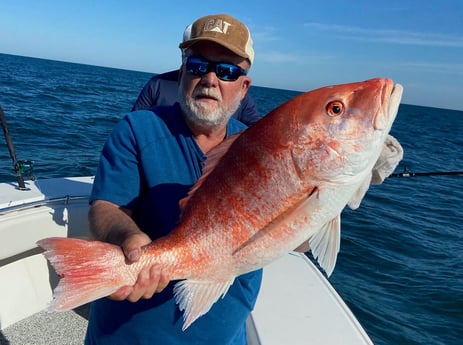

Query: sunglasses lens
(186, 57), (246, 81)
(186, 58), (208, 75)
(216, 64), (243, 81)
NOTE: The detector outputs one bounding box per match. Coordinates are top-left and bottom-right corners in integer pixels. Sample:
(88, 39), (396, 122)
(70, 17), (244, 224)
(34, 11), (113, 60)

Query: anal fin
(173, 278), (235, 330)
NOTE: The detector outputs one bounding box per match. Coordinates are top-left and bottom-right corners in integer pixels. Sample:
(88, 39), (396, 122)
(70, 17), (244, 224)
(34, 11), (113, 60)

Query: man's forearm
(88, 200), (143, 246)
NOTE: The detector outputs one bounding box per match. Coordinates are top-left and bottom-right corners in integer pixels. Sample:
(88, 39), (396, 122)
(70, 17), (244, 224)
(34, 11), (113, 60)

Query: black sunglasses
(185, 56), (247, 82)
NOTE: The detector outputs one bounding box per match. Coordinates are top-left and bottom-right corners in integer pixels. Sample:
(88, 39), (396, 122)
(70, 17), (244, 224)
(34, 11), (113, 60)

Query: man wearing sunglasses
(132, 28), (261, 126)
(85, 14), (262, 345)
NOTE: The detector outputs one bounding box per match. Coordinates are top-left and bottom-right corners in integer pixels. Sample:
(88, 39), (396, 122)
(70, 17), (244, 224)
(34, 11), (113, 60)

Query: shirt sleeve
(234, 94), (262, 126)
(132, 76), (160, 111)
(90, 115), (141, 210)
(132, 71), (180, 111)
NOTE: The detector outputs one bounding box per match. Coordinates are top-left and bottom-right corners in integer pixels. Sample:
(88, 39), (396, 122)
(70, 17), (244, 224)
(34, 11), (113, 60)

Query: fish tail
(37, 237), (129, 311)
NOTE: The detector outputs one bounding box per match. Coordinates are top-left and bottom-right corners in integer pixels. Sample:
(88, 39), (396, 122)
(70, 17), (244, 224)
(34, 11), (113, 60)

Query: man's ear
(240, 77), (251, 99)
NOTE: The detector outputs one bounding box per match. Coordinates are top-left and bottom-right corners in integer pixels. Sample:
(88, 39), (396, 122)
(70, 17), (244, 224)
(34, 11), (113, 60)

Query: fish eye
(326, 101), (344, 117)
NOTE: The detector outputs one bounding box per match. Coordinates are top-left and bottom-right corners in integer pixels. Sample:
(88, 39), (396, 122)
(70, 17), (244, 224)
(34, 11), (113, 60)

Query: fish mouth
(374, 79), (403, 130)
(387, 83), (403, 128)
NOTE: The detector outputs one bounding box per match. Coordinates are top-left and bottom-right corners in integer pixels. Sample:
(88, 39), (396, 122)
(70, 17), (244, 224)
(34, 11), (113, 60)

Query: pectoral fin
(173, 278), (235, 330)
(231, 187), (319, 256)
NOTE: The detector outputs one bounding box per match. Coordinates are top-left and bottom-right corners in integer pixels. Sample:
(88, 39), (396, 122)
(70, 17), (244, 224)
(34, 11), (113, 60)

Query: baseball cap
(179, 14), (254, 65)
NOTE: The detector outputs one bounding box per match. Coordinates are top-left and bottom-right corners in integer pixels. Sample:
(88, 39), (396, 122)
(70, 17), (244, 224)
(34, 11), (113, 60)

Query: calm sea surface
(1, 53), (462, 345)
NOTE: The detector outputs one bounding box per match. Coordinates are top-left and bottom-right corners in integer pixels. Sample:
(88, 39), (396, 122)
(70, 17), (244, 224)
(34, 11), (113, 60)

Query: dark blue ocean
(1, 53), (462, 345)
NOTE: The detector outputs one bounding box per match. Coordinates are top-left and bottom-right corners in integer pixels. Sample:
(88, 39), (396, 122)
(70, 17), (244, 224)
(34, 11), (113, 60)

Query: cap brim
(180, 38), (249, 60)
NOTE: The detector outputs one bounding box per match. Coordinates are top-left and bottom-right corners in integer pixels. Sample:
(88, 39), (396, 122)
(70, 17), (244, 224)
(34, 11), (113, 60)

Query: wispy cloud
(397, 61), (463, 76)
(250, 25), (280, 43)
(304, 23), (463, 48)
(258, 50), (336, 64)
(259, 51), (300, 63)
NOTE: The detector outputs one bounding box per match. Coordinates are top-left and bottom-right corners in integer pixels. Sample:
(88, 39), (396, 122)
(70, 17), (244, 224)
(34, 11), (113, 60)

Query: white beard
(179, 86), (242, 129)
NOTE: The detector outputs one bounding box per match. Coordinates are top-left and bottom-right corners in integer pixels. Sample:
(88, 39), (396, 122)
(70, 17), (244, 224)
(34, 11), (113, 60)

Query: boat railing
(0, 195), (90, 216)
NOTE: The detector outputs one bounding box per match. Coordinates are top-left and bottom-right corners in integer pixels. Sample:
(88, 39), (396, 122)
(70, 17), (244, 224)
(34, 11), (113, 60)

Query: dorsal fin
(179, 131), (244, 213)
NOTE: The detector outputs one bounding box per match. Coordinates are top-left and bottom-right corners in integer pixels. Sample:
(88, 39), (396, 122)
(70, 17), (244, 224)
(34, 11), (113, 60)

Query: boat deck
(1, 305), (89, 345)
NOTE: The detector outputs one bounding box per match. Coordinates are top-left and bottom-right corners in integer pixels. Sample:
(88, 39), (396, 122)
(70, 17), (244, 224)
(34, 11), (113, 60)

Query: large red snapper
(37, 78), (403, 330)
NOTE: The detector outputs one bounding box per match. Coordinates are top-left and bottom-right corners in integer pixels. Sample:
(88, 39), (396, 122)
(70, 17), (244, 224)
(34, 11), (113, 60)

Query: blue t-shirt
(85, 104), (263, 345)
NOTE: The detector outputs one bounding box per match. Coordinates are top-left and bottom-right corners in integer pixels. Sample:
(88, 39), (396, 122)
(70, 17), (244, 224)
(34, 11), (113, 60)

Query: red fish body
(38, 78), (403, 330)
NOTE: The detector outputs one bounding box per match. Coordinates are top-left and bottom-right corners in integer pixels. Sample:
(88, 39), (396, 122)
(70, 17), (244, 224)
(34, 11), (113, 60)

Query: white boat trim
(249, 253), (373, 344)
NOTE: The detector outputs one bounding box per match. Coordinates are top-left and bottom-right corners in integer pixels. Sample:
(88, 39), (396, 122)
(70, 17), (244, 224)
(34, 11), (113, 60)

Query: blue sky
(1, 0), (462, 110)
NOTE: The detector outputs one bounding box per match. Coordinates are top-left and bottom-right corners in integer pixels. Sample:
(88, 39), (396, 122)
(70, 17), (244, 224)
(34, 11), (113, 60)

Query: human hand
(371, 134), (403, 184)
(109, 232), (170, 302)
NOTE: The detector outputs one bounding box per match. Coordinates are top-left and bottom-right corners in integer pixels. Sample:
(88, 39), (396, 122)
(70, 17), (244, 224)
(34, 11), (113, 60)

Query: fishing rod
(389, 168), (463, 178)
(0, 105), (33, 189)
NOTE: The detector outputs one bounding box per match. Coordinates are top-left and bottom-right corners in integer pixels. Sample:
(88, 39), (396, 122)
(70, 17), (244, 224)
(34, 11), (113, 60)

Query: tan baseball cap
(179, 14), (254, 65)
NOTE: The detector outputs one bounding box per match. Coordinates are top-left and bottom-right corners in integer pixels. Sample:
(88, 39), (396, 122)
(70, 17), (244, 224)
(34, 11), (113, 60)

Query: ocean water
(1, 53), (462, 345)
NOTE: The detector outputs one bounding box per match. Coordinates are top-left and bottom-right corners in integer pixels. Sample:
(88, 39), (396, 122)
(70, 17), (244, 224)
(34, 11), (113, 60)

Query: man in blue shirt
(85, 14), (262, 344)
